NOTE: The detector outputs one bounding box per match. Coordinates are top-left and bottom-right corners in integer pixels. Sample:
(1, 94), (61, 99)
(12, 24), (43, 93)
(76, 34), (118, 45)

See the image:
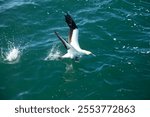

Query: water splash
(1, 41), (21, 64)
(44, 44), (61, 61)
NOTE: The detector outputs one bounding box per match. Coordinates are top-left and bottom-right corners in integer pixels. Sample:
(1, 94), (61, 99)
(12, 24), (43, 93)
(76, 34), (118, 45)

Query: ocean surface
(0, 0), (150, 100)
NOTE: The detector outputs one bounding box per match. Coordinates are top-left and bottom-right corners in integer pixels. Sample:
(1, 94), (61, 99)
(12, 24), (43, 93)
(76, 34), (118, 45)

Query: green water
(0, 0), (150, 100)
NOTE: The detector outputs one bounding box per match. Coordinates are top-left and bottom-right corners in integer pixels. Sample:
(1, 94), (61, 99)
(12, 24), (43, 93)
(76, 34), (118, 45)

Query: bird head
(83, 50), (96, 56)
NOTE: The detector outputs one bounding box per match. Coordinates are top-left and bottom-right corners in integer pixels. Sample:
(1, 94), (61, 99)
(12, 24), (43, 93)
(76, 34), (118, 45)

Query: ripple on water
(17, 91), (29, 97)
(0, 0), (37, 13)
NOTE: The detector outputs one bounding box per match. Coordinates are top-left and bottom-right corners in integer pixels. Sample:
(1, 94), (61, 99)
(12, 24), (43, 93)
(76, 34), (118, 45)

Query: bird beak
(91, 53), (96, 57)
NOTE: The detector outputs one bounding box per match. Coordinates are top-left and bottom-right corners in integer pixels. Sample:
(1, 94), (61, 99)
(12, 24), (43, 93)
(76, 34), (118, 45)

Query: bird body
(54, 13), (94, 60)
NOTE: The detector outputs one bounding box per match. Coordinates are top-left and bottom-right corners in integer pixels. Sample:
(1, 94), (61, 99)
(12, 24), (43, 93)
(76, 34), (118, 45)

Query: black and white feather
(54, 13), (94, 59)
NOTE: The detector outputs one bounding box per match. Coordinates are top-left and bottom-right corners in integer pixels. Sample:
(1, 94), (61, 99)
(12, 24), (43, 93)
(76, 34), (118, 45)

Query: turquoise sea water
(0, 0), (150, 100)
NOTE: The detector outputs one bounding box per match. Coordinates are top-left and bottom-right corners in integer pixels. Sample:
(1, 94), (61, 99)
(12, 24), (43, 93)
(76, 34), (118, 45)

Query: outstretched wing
(54, 31), (79, 58)
(65, 13), (78, 43)
(54, 31), (70, 50)
(65, 13), (81, 50)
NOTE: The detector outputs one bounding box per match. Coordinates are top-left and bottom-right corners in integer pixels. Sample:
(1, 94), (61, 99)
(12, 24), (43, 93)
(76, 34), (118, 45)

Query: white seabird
(54, 13), (95, 60)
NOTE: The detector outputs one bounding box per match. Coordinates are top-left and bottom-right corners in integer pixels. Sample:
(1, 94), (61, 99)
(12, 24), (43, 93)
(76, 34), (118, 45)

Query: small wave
(44, 44), (61, 61)
(122, 46), (150, 55)
(79, 63), (111, 74)
(17, 91), (29, 97)
(1, 41), (21, 64)
(116, 88), (134, 93)
(0, 0), (36, 13)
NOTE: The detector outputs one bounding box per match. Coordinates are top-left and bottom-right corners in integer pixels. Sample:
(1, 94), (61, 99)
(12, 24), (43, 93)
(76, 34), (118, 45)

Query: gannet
(54, 13), (95, 60)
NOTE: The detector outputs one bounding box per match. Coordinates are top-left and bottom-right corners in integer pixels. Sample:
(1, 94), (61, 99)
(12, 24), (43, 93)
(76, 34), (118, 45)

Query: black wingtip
(54, 31), (57, 35)
(64, 13), (78, 29)
(54, 31), (68, 50)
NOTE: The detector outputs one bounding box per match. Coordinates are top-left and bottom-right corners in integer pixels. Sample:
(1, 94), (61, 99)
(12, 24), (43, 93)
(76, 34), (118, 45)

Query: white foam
(45, 44), (61, 61)
(6, 47), (20, 62)
(1, 42), (21, 64)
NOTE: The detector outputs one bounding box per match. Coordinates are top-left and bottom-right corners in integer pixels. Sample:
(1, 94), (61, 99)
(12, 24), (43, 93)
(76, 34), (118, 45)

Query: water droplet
(127, 62), (131, 65)
(146, 51), (150, 54)
(47, 12), (50, 15)
(113, 38), (116, 41)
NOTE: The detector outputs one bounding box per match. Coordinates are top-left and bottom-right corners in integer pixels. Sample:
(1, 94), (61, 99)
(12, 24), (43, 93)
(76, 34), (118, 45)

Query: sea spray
(6, 47), (20, 62)
(45, 44), (61, 61)
(1, 41), (21, 64)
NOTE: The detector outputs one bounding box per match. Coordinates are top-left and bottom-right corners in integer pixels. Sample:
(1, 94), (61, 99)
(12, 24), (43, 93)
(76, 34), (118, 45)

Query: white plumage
(54, 13), (95, 60)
